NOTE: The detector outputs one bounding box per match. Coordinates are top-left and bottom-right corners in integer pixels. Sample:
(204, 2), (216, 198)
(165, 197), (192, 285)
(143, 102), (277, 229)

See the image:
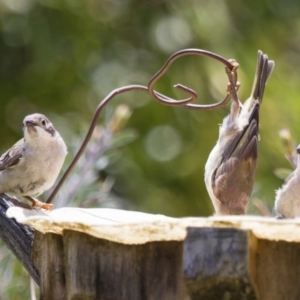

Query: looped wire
(148, 48), (239, 110)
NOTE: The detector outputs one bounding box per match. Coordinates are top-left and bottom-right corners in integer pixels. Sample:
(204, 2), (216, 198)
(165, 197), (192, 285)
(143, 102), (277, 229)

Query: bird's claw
(24, 195), (53, 211)
(226, 81), (241, 96)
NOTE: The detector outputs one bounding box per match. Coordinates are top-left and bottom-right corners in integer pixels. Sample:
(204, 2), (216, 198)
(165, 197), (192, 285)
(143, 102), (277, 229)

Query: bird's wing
(222, 103), (259, 163)
(212, 154), (257, 214)
(214, 116), (258, 184)
(0, 139), (24, 171)
(211, 117), (258, 214)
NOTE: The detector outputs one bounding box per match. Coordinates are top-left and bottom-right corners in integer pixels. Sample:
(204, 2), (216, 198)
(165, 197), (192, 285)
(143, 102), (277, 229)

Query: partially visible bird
(204, 51), (274, 215)
(0, 113), (67, 210)
(274, 145), (300, 218)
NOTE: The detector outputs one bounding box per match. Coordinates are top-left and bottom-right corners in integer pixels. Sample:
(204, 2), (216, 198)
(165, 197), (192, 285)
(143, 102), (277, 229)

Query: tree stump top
(6, 207), (300, 244)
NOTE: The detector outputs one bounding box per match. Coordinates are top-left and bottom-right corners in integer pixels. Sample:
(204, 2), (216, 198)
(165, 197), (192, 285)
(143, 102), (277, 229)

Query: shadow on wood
(184, 227), (256, 299)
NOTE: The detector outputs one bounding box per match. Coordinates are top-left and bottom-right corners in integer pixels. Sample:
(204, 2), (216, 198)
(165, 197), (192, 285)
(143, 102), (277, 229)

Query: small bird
(204, 51), (274, 215)
(274, 145), (300, 218)
(0, 113), (67, 210)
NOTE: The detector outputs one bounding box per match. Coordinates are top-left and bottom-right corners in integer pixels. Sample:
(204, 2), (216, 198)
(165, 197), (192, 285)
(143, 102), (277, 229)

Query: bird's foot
(226, 81), (241, 98)
(24, 196), (53, 211)
(225, 59), (240, 100)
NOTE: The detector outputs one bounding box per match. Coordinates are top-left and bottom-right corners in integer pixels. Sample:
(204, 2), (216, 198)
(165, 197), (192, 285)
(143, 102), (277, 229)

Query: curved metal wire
(148, 48), (239, 110)
(46, 85), (149, 203)
(47, 48), (240, 204)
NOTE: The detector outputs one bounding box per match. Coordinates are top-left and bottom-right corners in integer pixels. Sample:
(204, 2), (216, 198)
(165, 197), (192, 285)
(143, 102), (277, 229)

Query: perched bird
(274, 145), (300, 218)
(0, 113), (67, 210)
(204, 51), (274, 215)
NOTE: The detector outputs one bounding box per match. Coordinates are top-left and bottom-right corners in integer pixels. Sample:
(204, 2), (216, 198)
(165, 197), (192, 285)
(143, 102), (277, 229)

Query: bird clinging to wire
(204, 51), (274, 215)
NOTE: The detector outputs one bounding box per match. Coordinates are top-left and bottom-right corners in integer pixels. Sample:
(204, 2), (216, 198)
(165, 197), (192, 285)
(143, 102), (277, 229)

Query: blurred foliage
(47, 104), (136, 208)
(0, 0), (300, 297)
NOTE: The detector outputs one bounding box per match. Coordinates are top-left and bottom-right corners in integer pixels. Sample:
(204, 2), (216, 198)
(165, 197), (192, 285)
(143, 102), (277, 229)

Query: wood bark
(33, 230), (184, 300)
(33, 232), (65, 300)
(0, 195), (39, 284)
(249, 237), (300, 300)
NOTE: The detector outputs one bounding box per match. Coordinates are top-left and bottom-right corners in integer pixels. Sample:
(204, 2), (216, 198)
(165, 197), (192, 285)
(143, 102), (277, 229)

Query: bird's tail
(250, 50), (275, 104)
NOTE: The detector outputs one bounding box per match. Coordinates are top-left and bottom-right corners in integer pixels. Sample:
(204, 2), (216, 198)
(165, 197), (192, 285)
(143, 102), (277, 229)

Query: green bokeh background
(0, 0), (298, 298)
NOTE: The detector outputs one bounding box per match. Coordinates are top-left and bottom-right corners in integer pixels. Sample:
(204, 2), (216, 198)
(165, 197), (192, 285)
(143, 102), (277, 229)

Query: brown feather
(0, 139), (24, 171)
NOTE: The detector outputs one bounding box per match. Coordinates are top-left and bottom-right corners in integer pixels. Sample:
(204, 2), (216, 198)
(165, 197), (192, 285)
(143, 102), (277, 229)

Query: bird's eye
(41, 119), (47, 126)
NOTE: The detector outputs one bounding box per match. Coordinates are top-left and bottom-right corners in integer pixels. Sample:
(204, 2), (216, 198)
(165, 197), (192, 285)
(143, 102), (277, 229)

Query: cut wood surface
(6, 206), (300, 243)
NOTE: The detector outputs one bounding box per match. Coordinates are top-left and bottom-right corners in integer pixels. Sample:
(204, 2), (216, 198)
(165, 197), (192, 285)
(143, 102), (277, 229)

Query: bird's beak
(23, 119), (38, 135)
(24, 120), (37, 127)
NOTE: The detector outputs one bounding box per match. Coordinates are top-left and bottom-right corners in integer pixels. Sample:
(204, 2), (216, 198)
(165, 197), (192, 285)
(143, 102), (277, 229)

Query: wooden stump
(32, 226), (300, 300)
(6, 207), (300, 300)
(33, 230), (184, 300)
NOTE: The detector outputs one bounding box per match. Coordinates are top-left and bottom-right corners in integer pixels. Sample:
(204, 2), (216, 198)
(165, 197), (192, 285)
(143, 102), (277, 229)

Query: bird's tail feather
(250, 50), (275, 103)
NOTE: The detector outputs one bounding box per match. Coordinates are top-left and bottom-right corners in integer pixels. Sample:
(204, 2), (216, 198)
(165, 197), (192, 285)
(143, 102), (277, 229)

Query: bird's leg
(227, 81), (241, 104)
(24, 196), (53, 211)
